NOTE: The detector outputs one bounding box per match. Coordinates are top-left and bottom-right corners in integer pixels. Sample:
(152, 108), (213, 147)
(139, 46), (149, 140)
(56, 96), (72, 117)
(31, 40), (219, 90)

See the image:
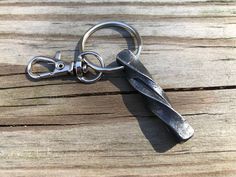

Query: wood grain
(0, 0), (235, 176)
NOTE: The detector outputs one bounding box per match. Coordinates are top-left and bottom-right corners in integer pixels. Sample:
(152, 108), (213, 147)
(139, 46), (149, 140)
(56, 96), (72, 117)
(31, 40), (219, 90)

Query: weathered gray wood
(0, 89), (235, 176)
(0, 37), (235, 89)
(0, 0), (235, 177)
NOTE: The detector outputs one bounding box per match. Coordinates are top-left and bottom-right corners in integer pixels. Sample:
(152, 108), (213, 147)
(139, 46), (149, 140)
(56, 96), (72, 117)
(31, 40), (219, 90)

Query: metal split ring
(78, 21), (142, 72)
(76, 51), (105, 83)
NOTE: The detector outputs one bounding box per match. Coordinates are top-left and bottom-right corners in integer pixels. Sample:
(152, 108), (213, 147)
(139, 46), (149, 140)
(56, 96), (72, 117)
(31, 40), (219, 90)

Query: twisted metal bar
(116, 49), (194, 142)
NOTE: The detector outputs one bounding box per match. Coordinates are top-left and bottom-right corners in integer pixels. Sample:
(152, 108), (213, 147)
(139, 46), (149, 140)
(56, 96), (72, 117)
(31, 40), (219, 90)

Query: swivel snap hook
(26, 51), (106, 84)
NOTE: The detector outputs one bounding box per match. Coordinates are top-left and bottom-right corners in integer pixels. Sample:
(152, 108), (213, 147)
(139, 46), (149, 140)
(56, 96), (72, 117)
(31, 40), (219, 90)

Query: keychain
(27, 21), (194, 142)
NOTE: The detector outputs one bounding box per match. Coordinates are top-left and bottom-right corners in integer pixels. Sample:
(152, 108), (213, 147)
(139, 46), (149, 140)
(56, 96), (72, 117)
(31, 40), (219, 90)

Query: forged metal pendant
(26, 21), (194, 142)
(116, 49), (194, 142)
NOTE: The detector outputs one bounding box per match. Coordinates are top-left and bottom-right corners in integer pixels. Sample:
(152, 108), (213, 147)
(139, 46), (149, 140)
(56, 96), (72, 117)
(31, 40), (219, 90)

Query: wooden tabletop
(0, 0), (235, 176)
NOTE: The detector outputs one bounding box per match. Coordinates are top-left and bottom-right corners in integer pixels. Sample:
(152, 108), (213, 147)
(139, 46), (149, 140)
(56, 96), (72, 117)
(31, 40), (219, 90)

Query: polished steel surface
(79, 21), (142, 58)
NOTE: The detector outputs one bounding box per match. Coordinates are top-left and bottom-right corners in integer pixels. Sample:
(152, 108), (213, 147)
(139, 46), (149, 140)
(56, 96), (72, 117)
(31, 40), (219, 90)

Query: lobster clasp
(27, 51), (74, 79)
(26, 50), (121, 83)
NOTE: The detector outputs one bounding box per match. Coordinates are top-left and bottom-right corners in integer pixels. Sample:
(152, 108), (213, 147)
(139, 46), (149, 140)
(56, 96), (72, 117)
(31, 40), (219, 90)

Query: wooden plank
(0, 89), (235, 176)
(0, 0), (235, 88)
(0, 37), (235, 89)
(0, 73), (235, 126)
(0, 0), (235, 177)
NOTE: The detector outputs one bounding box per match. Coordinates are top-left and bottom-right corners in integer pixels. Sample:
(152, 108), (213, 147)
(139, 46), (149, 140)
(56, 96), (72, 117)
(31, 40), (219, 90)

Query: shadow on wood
(109, 75), (177, 152)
